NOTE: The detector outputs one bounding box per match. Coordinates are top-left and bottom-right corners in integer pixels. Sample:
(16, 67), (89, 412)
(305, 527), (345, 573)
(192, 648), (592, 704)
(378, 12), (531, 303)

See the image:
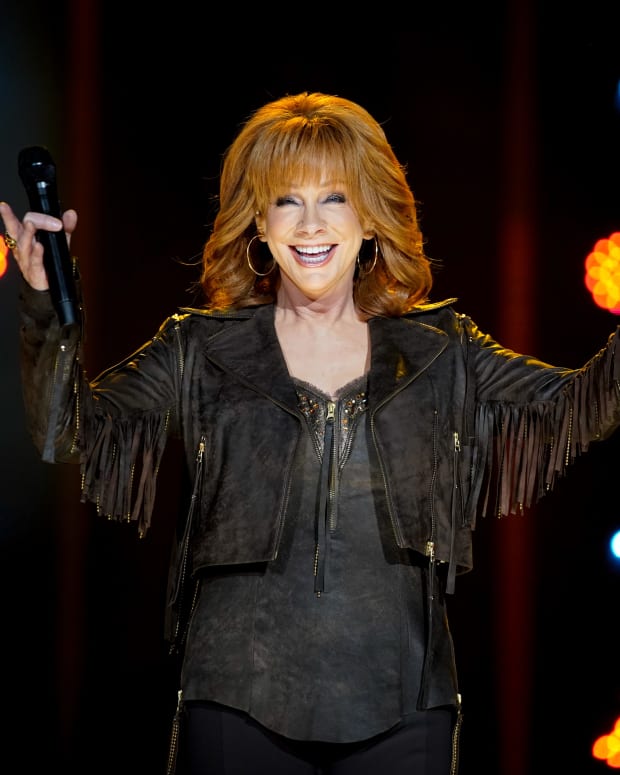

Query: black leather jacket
(19, 282), (620, 605)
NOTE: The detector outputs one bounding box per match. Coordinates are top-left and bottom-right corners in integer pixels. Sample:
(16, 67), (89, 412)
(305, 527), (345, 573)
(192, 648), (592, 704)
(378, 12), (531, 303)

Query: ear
(363, 230), (375, 241)
(254, 211), (267, 241)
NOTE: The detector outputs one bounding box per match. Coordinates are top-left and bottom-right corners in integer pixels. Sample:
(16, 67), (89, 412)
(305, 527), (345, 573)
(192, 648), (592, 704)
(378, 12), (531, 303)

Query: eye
(274, 195), (299, 207)
(324, 192), (346, 204)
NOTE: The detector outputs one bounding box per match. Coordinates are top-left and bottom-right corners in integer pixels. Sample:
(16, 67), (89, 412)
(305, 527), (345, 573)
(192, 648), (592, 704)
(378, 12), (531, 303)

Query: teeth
(296, 245), (332, 256)
(299, 255), (326, 265)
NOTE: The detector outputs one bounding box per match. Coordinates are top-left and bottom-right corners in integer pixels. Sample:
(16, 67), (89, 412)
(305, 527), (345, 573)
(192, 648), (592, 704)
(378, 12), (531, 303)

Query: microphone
(18, 146), (79, 329)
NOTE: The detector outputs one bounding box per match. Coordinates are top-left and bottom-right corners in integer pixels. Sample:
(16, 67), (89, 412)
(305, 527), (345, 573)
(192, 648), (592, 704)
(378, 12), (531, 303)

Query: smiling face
(256, 179), (372, 305)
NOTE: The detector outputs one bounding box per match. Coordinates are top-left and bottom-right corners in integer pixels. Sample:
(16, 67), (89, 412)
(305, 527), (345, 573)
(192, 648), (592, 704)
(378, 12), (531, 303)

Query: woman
(2, 91), (619, 774)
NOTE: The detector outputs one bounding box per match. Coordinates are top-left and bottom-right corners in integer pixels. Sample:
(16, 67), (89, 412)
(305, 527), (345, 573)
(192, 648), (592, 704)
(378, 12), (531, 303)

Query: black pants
(180, 701), (458, 774)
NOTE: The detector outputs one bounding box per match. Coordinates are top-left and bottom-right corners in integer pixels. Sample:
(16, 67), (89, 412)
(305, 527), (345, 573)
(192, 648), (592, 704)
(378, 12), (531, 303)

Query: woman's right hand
(0, 201), (78, 290)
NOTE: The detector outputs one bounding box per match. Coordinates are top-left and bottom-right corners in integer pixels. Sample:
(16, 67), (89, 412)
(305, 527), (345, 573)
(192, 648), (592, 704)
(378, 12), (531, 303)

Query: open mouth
(294, 244), (335, 265)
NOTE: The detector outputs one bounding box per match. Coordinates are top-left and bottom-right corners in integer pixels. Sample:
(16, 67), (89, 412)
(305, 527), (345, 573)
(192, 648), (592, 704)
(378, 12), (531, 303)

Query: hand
(0, 201), (78, 291)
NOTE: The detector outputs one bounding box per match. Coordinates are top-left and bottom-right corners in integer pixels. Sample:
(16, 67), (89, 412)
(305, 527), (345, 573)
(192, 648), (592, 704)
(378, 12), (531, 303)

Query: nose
(296, 203), (325, 235)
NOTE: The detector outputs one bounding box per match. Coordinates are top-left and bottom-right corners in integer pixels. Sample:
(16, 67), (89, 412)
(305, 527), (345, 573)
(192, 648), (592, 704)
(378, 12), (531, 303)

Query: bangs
(248, 119), (357, 204)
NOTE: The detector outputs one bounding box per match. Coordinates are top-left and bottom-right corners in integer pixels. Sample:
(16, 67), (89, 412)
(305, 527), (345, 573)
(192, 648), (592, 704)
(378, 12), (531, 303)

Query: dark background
(1, 1), (620, 773)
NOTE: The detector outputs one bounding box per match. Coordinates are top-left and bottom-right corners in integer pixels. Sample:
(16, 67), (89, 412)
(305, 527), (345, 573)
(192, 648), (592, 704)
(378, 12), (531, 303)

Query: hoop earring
(246, 235), (276, 276)
(357, 237), (379, 277)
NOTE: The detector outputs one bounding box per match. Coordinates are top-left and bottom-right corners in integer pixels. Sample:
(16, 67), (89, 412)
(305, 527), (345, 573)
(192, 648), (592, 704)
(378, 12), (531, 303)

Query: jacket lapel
(368, 316), (449, 409)
(203, 304), (300, 412)
(201, 305), (450, 412)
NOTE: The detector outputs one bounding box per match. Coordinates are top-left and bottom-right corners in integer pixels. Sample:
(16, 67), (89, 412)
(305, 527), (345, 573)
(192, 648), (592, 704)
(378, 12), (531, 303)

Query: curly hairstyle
(199, 92), (434, 317)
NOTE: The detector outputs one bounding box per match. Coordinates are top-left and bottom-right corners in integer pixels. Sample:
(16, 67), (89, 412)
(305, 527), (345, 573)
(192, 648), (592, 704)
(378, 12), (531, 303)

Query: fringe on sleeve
(78, 408), (171, 537)
(473, 329), (620, 519)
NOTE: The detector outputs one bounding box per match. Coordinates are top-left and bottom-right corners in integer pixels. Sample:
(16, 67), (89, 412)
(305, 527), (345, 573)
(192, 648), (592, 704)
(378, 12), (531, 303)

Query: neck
(275, 285), (362, 327)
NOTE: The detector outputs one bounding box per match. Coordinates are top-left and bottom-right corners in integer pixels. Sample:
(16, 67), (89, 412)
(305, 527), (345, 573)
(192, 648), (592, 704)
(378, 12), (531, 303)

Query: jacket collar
(203, 304), (299, 411)
(367, 316), (449, 409)
(201, 304), (449, 411)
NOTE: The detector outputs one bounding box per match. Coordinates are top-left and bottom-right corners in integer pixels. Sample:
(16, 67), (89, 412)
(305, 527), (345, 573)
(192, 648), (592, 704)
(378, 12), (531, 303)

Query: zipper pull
(453, 431), (460, 452)
(326, 400), (335, 422)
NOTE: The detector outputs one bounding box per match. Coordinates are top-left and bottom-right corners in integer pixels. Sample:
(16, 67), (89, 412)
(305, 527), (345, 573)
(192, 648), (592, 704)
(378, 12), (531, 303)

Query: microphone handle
(40, 237), (79, 329)
(19, 149), (80, 330)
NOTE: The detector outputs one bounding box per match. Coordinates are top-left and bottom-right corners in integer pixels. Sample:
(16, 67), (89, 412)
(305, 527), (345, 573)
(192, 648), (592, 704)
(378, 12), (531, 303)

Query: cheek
(264, 209), (296, 235)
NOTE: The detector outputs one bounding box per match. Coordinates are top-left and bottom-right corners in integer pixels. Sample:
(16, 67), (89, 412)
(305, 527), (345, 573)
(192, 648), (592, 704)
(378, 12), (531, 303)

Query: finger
(0, 202), (22, 242)
(22, 211), (64, 232)
(6, 218), (50, 290)
(21, 218), (39, 244)
(62, 208), (78, 234)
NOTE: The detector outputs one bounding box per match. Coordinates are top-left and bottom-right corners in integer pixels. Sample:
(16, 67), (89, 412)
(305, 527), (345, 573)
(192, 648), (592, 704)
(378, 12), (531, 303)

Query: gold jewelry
(246, 235), (276, 276)
(357, 237), (379, 276)
(4, 231), (17, 250)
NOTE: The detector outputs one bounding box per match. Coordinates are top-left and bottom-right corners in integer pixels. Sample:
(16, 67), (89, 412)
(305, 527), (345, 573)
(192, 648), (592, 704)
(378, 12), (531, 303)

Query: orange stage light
(0, 235), (9, 278)
(584, 232), (620, 314)
(593, 716), (620, 768)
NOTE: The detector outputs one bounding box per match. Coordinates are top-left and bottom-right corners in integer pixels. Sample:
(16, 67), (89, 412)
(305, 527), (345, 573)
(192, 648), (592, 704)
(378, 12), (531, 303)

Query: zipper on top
(314, 400), (336, 596)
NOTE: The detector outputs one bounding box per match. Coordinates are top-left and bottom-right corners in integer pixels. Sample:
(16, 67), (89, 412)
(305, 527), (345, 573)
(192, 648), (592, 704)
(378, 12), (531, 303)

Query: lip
(292, 244), (335, 266)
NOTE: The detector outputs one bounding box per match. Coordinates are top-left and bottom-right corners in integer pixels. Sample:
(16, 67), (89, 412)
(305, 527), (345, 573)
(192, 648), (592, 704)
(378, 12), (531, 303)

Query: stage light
(0, 235), (8, 278)
(593, 717), (620, 768)
(584, 232), (620, 313)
